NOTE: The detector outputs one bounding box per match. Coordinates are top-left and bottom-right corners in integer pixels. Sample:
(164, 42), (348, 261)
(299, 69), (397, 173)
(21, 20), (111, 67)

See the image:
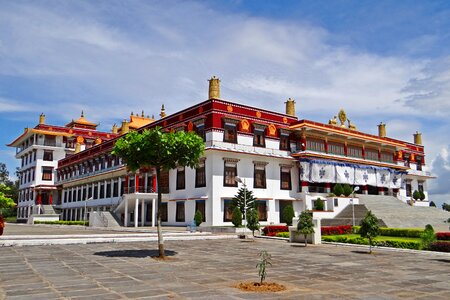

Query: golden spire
(285, 98), (296, 116)
(121, 119), (129, 134)
(414, 131), (422, 145)
(208, 76), (220, 99)
(160, 104), (166, 118)
(39, 113), (46, 125)
(378, 122), (386, 137)
(112, 124), (118, 134)
(141, 110), (145, 117)
(81, 110), (84, 118)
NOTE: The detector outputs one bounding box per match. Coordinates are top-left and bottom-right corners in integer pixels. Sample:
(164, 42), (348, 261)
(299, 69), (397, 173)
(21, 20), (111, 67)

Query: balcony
(56, 164), (124, 184)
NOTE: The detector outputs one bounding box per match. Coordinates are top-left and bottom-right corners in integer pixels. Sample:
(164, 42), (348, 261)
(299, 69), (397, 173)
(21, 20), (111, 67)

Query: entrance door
(279, 200), (291, 224)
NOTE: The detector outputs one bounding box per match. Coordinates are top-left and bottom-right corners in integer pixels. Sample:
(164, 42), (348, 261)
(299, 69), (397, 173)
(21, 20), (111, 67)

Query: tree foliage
(297, 211), (314, 246)
(232, 187), (257, 216)
(282, 205), (295, 226)
(442, 203), (450, 212)
(256, 250), (272, 284)
(412, 190), (420, 201)
(0, 184), (16, 220)
(342, 184), (353, 197)
(313, 198), (324, 211)
(359, 210), (379, 253)
(194, 210), (203, 227)
(333, 183), (344, 197)
(232, 206), (242, 227)
(246, 208), (260, 236)
(112, 127), (204, 257)
(420, 224), (436, 250)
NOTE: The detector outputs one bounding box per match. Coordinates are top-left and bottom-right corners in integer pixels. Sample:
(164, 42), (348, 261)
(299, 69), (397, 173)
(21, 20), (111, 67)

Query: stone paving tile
(1, 239), (450, 299)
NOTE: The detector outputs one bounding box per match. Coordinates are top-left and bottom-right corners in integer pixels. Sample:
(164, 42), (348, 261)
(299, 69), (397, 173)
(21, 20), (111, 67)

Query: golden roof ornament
(160, 104), (166, 118)
(328, 115), (337, 126)
(338, 109), (347, 127)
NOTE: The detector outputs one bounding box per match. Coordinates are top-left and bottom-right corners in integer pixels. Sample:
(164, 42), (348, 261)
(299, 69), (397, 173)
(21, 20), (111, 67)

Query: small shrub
(246, 208), (260, 236)
(321, 225), (353, 235)
(313, 198), (324, 211)
(412, 190), (420, 201)
(262, 225), (289, 236)
(282, 205), (295, 226)
(232, 206), (242, 227)
(419, 191), (425, 201)
(429, 241), (450, 252)
(436, 232), (450, 241)
(420, 224), (436, 250)
(333, 184), (344, 197)
(256, 250), (272, 284)
(194, 210), (203, 227)
(360, 210), (379, 253)
(275, 232), (290, 238)
(342, 184), (353, 197)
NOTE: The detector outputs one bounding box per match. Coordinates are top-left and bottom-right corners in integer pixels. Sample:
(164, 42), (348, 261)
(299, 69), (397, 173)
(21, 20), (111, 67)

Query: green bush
(342, 184), (353, 197)
(412, 190), (420, 201)
(333, 184), (344, 197)
(282, 205), (295, 226)
(194, 210), (203, 226)
(353, 226), (424, 238)
(34, 220), (88, 226)
(275, 232), (290, 238)
(231, 206), (242, 227)
(313, 198), (324, 211)
(419, 191), (425, 201)
(322, 235), (421, 250)
(420, 224), (436, 250)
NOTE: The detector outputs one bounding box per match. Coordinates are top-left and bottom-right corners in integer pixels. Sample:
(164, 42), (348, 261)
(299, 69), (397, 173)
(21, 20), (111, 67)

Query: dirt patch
(151, 256), (175, 261)
(235, 282), (287, 292)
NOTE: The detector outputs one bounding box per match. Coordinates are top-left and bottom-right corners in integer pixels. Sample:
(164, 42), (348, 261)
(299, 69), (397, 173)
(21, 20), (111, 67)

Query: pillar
(134, 198), (139, 227)
(152, 198), (156, 227)
(152, 174), (157, 193)
(324, 183), (331, 193)
(378, 187), (385, 196)
(135, 174), (140, 193)
(125, 175), (129, 193)
(141, 199), (145, 227)
(124, 198), (128, 227)
(362, 185), (368, 195)
(301, 181), (309, 193)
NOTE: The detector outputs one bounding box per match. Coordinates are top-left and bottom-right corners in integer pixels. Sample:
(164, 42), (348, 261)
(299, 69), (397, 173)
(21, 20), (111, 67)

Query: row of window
(58, 155), (122, 181)
(21, 150), (37, 167)
(18, 188), (34, 202)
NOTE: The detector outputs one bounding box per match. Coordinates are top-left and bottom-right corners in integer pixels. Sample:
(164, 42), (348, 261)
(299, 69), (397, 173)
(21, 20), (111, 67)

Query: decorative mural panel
(310, 163), (335, 183)
(336, 165), (355, 184)
(376, 169), (391, 188)
(354, 168), (377, 186)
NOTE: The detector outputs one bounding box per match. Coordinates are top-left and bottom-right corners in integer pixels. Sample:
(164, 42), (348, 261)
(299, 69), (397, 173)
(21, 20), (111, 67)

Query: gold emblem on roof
(338, 109), (347, 127)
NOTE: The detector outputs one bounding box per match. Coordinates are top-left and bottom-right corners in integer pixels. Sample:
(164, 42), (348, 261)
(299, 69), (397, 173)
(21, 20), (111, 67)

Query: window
(223, 123), (237, 143)
(416, 156), (423, 171)
(113, 180), (118, 197)
(223, 199), (233, 222)
(44, 135), (56, 147)
(42, 167), (53, 181)
(195, 124), (205, 141)
(176, 202), (185, 222)
(328, 142), (345, 155)
(365, 149), (379, 161)
(43, 150), (53, 161)
(160, 203), (168, 222)
(253, 162), (267, 189)
(106, 182), (111, 198)
(93, 184), (98, 199)
(195, 160), (206, 188)
(120, 178), (125, 195)
(418, 181), (424, 193)
(347, 146), (363, 158)
(280, 167), (292, 190)
(223, 159), (238, 187)
(380, 152), (394, 163)
(83, 186), (87, 200)
(176, 167), (185, 190)
(279, 134), (290, 151)
(306, 138), (325, 152)
(406, 181), (412, 197)
(68, 190), (72, 202)
(257, 201), (267, 221)
(253, 127), (265, 147)
(195, 200), (206, 222)
(88, 186), (92, 199)
(99, 182), (105, 199)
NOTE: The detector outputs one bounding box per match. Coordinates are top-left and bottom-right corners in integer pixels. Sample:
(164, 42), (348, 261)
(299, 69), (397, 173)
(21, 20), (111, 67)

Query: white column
(134, 198), (139, 228)
(124, 198), (128, 227)
(152, 198), (156, 227)
(118, 177), (122, 196)
(141, 199), (145, 227)
(144, 173), (148, 193)
(69, 209), (73, 221)
(110, 179), (114, 198)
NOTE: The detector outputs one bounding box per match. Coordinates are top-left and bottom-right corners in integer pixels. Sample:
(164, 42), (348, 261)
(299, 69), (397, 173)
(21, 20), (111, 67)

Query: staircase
(41, 205), (58, 215)
(89, 211), (122, 228)
(321, 205), (387, 227)
(358, 195), (450, 231)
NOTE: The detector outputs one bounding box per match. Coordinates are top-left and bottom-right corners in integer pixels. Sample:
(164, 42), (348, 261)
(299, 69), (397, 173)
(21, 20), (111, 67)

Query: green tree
(297, 211), (314, 247)
(246, 208), (260, 236)
(359, 210), (379, 254)
(342, 184), (353, 197)
(194, 210), (203, 227)
(112, 127), (204, 258)
(420, 224), (436, 250)
(412, 190), (420, 201)
(232, 187), (257, 216)
(232, 206), (242, 227)
(313, 198), (324, 211)
(333, 183), (344, 197)
(442, 203), (450, 212)
(1, 184), (16, 232)
(419, 191), (425, 201)
(282, 205), (295, 226)
(429, 201), (436, 207)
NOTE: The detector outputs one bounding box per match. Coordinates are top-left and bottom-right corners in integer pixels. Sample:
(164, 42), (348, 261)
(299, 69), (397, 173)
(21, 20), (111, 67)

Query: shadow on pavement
(94, 249), (177, 258)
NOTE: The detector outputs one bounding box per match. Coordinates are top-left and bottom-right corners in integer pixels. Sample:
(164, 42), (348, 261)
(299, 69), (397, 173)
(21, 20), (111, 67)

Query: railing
(56, 164), (123, 184)
(125, 187), (156, 194)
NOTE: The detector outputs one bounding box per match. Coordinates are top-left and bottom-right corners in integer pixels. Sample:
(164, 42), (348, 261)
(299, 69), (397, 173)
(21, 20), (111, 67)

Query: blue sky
(0, 0), (449, 205)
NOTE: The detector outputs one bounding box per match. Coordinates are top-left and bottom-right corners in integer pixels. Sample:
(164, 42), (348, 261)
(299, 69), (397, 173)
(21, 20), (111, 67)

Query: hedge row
(262, 225), (289, 236)
(322, 236), (421, 250)
(321, 225), (353, 235)
(429, 242), (450, 252)
(353, 226), (424, 238)
(34, 220), (88, 226)
(436, 232), (450, 241)
(275, 232), (290, 238)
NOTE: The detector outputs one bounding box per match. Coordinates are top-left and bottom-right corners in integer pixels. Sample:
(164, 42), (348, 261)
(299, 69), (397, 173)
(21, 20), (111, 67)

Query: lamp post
(84, 197), (93, 228)
(352, 186), (360, 227)
(235, 176), (247, 237)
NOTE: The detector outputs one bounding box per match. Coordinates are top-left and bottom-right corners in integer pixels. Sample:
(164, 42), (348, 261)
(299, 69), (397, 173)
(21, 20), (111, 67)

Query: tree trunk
(156, 167), (165, 258)
(304, 234), (308, 247)
(369, 238), (372, 254)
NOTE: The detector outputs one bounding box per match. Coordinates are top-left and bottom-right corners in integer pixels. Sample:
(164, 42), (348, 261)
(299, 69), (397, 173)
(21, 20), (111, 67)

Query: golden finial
(121, 119), (129, 134)
(414, 131), (422, 145)
(338, 109), (347, 127)
(131, 112), (134, 116)
(160, 104), (166, 118)
(39, 113), (46, 125)
(285, 98), (296, 116)
(151, 114), (154, 119)
(81, 110), (84, 118)
(112, 124), (118, 134)
(378, 122), (386, 137)
(208, 76), (221, 99)
(328, 116), (337, 126)
(141, 110), (145, 117)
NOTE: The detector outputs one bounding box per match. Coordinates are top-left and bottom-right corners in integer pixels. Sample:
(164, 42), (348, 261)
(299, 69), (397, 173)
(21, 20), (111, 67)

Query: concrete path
(1, 239), (450, 299)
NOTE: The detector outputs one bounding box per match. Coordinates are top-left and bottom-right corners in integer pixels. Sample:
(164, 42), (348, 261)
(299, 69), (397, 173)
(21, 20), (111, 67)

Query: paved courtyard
(1, 237), (450, 300)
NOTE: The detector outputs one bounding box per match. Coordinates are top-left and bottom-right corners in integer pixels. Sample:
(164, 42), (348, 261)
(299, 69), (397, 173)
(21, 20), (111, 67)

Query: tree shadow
(94, 249), (177, 258)
(433, 259), (450, 264)
(351, 250), (372, 254)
